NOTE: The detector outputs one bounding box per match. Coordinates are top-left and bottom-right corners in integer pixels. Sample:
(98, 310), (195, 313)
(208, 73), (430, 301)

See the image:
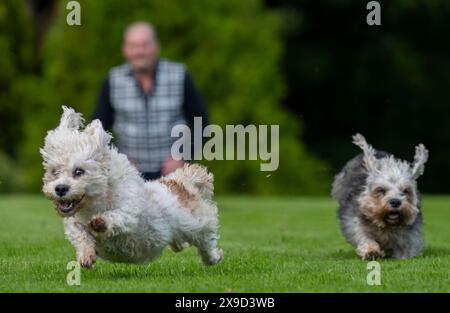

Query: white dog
(41, 106), (223, 268)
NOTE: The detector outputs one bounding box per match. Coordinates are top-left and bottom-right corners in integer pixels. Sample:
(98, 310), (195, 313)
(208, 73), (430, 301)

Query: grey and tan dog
(332, 134), (428, 260)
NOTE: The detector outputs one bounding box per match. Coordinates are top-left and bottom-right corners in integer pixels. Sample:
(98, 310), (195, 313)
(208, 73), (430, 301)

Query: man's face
(122, 27), (159, 73)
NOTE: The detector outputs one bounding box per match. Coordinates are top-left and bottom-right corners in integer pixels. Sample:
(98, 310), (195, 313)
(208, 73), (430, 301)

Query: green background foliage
(0, 0), (330, 194)
(0, 0), (32, 192)
(269, 0), (450, 193)
(4, 1), (450, 194)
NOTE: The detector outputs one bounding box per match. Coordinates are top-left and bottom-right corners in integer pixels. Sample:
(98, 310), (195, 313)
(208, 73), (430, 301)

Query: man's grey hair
(123, 21), (158, 42)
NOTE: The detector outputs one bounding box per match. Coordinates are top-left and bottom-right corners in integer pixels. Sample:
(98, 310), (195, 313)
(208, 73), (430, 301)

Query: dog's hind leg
(193, 231), (223, 265)
(171, 241), (190, 252)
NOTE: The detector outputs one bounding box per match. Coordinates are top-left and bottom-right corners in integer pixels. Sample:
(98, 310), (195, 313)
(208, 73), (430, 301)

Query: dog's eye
(403, 188), (412, 195)
(374, 187), (386, 195)
(51, 169), (59, 177)
(73, 168), (85, 177)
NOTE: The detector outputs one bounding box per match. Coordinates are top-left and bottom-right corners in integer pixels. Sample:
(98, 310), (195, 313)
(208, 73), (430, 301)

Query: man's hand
(161, 157), (184, 176)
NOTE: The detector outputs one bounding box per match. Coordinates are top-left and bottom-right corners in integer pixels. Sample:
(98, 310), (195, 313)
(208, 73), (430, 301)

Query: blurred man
(92, 22), (209, 180)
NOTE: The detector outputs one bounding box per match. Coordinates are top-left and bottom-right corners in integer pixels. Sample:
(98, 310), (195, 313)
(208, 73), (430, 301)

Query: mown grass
(0, 195), (448, 292)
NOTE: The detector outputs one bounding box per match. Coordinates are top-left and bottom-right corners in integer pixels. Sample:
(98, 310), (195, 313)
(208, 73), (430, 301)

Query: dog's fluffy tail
(167, 163), (214, 200)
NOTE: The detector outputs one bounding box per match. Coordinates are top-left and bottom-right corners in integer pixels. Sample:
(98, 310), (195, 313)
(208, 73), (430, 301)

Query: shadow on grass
(88, 263), (205, 280)
(87, 257), (241, 280)
(422, 246), (450, 257)
(328, 249), (358, 260)
(327, 245), (450, 261)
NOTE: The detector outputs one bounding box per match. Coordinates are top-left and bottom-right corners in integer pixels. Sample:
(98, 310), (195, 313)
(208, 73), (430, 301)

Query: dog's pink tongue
(58, 201), (69, 209)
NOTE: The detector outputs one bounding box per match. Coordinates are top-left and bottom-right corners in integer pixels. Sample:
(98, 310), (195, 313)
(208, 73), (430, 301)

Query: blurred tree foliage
(267, 0), (450, 193)
(0, 0), (32, 192)
(0, 1), (31, 153)
(1, 0), (330, 194)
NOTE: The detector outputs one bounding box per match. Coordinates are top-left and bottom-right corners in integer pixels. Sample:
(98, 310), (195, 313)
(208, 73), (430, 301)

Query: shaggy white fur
(41, 106), (223, 268)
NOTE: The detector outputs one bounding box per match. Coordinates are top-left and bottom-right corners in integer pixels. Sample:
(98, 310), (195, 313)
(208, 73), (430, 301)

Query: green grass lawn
(0, 194), (449, 292)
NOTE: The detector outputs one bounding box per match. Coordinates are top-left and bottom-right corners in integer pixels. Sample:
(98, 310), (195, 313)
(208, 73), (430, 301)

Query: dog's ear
(58, 106), (84, 130)
(352, 133), (377, 172)
(39, 147), (49, 164)
(411, 144), (428, 179)
(84, 119), (112, 147)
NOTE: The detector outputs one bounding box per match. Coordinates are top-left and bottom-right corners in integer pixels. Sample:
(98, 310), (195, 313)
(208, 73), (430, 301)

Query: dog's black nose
(389, 198), (402, 209)
(55, 184), (70, 197)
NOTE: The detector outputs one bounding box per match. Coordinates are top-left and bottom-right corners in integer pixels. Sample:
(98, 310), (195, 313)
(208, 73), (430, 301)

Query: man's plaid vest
(109, 59), (186, 173)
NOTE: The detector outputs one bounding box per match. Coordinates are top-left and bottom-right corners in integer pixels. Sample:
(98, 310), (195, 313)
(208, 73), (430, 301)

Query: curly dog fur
(41, 106), (223, 268)
(332, 134), (428, 260)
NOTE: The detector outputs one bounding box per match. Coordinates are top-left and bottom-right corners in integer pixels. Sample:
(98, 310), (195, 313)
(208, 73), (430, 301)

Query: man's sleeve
(182, 71), (209, 160)
(92, 76), (114, 130)
(183, 71), (209, 128)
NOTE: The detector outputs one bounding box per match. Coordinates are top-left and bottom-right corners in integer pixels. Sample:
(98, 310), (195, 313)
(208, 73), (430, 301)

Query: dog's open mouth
(385, 211), (402, 224)
(54, 197), (84, 216)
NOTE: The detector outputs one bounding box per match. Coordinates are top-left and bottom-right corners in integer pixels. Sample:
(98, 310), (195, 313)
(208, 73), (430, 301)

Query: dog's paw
(358, 242), (385, 260)
(361, 248), (385, 260)
(89, 216), (108, 233)
(203, 248), (224, 266)
(77, 249), (96, 268)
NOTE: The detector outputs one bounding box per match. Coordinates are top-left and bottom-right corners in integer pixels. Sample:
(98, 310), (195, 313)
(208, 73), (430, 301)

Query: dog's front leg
(392, 232), (424, 259)
(88, 210), (138, 237)
(64, 218), (97, 268)
(343, 218), (385, 260)
(356, 239), (385, 260)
